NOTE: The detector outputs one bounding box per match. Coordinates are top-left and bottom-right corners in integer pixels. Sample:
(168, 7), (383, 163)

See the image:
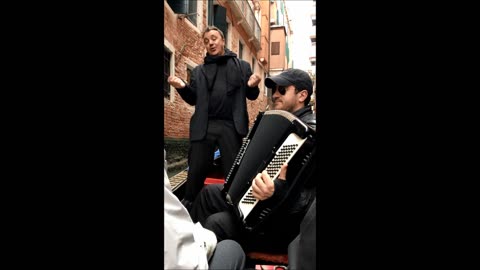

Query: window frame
(166, 0), (198, 27)
(164, 49), (172, 99)
(252, 57), (256, 74)
(271, 41), (280, 55)
(187, 0), (197, 26)
(164, 39), (176, 102)
(239, 42), (244, 60)
(185, 58), (199, 91)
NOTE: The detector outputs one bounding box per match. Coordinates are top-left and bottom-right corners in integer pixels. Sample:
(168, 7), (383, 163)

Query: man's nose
(272, 89), (280, 97)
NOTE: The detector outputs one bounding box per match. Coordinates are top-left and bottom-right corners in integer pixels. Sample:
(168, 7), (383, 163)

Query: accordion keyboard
(238, 133), (307, 220)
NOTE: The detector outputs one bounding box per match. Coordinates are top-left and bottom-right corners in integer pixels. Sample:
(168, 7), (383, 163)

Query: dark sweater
(208, 60), (233, 120)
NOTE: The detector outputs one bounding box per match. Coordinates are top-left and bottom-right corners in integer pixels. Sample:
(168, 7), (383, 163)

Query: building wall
(269, 26), (287, 73)
(282, 0), (293, 69)
(164, 3), (203, 140)
(268, 0), (292, 75)
(259, 0), (270, 68)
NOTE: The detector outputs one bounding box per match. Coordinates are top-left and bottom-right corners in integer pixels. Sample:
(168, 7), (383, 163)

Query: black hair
(202, 26), (225, 40)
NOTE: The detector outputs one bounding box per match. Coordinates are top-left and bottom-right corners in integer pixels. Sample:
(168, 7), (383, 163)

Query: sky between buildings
(284, 1), (316, 75)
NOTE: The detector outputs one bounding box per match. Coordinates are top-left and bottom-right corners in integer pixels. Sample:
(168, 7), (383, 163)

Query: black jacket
(293, 105), (316, 130)
(176, 53), (259, 142)
(270, 105), (316, 211)
(288, 197), (316, 270)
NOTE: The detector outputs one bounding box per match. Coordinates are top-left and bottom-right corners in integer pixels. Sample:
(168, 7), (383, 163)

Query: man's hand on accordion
(252, 163), (288, 201)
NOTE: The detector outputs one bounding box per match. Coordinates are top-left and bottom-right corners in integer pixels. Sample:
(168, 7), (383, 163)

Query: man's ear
(298, 89), (308, 103)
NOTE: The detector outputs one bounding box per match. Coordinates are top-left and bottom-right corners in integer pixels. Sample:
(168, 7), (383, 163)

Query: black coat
(288, 197), (316, 270)
(176, 57), (259, 142)
(270, 105), (316, 214)
(294, 105), (316, 130)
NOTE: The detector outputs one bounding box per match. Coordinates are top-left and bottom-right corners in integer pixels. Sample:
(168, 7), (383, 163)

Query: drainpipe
(266, 0), (272, 110)
(268, 0), (271, 78)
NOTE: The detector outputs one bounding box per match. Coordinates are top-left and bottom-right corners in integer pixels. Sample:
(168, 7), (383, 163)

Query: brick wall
(164, 5), (203, 140)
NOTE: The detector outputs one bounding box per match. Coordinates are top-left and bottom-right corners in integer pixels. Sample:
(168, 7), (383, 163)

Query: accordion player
(222, 109), (316, 232)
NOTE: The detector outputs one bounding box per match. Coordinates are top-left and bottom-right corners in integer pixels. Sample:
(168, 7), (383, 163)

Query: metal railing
(228, 0), (261, 50)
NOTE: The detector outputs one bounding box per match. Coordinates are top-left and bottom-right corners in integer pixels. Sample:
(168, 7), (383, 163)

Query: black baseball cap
(265, 68), (313, 95)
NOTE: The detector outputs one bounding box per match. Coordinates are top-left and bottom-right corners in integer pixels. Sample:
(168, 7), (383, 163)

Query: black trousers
(184, 119), (242, 203)
(209, 239), (246, 270)
(191, 184), (307, 252)
(190, 184), (242, 241)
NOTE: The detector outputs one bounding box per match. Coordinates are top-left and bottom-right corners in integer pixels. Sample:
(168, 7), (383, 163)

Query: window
(264, 72), (268, 96)
(207, 0), (214, 26)
(187, 67), (193, 84)
(167, 0), (197, 26)
(271, 42), (280, 55)
(185, 59), (198, 88)
(188, 1), (197, 25)
(252, 57), (256, 74)
(208, 1), (228, 45)
(164, 49), (172, 98)
(226, 19), (231, 49)
(239, 42), (243, 59)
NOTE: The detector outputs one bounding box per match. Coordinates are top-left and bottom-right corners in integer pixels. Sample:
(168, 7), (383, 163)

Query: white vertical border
(196, 1), (205, 34)
(185, 58), (198, 82)
(226, 17), (232, 50)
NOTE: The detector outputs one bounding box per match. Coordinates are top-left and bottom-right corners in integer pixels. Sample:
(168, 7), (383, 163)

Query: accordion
(222, 110), (316, 232)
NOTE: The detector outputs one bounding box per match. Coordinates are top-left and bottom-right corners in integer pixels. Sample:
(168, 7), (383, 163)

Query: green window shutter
(167, 0), (187, 14)
(214, 5), (228, 40)
(188, 1), (197, 26)
(286, 41), (290, 64)
(207, 0), (214, 25)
